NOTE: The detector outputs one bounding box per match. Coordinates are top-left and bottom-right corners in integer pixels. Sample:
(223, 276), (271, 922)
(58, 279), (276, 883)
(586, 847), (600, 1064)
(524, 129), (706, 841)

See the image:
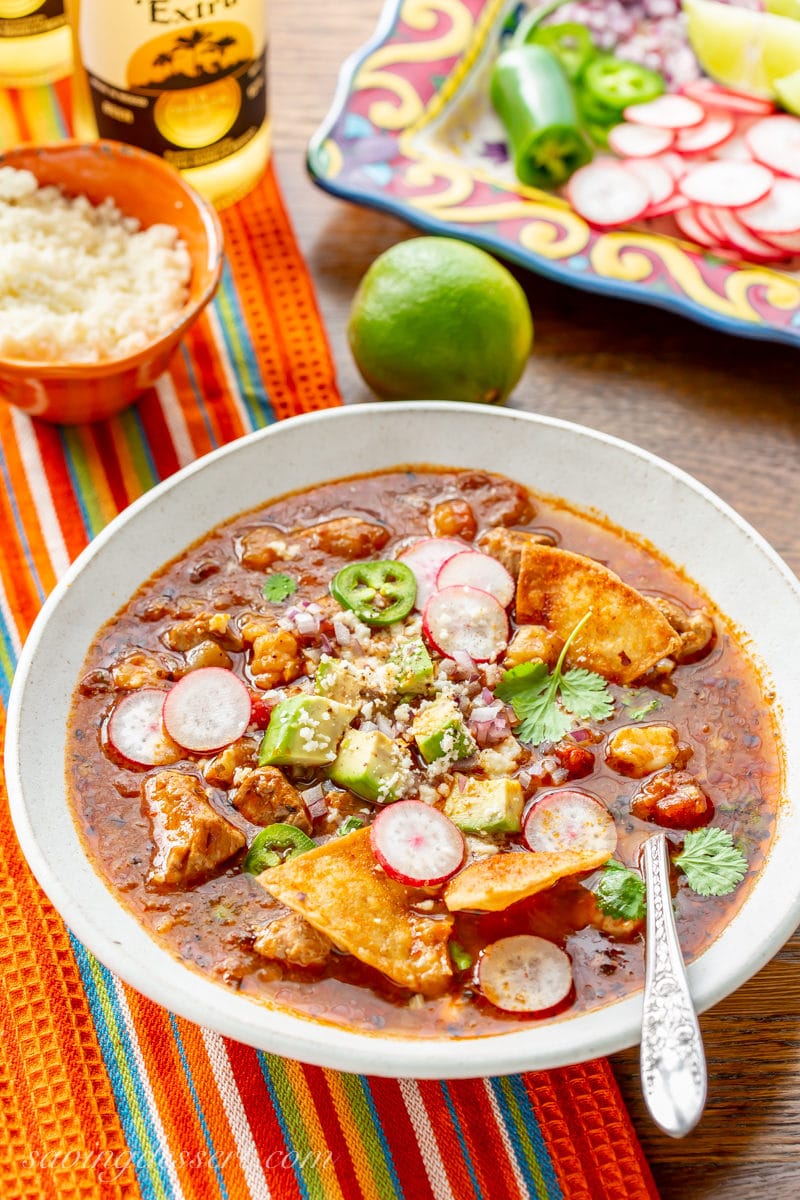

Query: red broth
(66, 468), (782, 1037)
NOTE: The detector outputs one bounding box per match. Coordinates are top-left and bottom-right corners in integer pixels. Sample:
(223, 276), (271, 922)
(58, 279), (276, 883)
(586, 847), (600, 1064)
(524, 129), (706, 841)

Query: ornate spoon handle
(639, 831), (707, 1138)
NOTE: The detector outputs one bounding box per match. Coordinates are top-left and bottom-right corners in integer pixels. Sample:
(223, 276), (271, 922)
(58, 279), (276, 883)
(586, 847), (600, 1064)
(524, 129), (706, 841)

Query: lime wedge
(775, 67), (800, 114)
(683, 0), (800, 99)
(765, 0), (800, 20)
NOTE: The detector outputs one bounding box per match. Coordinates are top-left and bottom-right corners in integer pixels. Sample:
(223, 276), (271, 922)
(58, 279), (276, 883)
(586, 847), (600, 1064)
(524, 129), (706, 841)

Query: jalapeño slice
(581, 56), (665, 115)
(243, 823), (316, 874)
(331, 560), (416, 626)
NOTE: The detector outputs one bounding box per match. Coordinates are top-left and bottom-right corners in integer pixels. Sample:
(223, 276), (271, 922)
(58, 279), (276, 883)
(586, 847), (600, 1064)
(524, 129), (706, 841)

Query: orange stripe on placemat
(221, 167), (342, 420)
(0, 719), (139, 1200)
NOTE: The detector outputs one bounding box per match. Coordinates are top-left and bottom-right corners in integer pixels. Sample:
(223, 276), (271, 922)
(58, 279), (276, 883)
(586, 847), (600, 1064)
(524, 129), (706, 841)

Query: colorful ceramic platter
(307, 0), (800, 346)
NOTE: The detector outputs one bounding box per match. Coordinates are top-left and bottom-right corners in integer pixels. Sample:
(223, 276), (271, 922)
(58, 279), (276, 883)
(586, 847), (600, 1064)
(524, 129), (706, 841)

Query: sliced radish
(681, 79), (776, 116)
(624, 95), (705, 130)
(645, 193), (690, 218)
(522, 788), (617, 858)
(760, 228), (800, 253)
(737, 177), (800, 235)
(711, 208), (788, 262)
(712, 134), (754, 163)
(106, 688), (181, 767)
(423, 585), (508, 662)
(397, 537), (466, 612)
(695, 204), (730, 245)
(675, 113), (735, 155)
(607, 123), (674, 158)
(370, 801), (465, 887)
(624, 158), (675, 207)
(658, 152), (688, 180)
(479, 935), (573, 1014)
(747, 116), (800, 179)
(674, 205), (720, 249)
(567, 160), (650, 228)
(678, 160), (773, 208)
(436, 551), (514, 608)
(162, 667), (252, 752)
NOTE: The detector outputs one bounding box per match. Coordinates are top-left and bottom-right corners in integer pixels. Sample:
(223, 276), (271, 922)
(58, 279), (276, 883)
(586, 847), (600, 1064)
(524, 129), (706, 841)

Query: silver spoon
(639, 831), (707, 1138)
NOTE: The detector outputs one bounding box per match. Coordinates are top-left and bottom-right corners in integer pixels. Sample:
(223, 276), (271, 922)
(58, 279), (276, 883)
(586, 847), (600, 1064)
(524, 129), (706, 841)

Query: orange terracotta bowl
(0, 140), (224, 425)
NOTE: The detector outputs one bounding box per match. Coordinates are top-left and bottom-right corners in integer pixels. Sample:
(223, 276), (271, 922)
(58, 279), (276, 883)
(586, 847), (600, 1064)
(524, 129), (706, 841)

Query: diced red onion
(481, 687), (495, 704)
(302, 784), (327, 818)
(376, 714), (394, 737)
(572, 728), (593, 743)
(294, 610), (319, 636)
(333, 620), (351, 645)
(471, 705), (501, 725)
(552, 767), (570, 786)
(452, 649), (477, 672)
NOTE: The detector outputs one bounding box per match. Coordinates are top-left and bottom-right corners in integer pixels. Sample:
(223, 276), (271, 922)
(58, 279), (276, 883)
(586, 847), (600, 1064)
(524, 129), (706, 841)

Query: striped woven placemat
(0, 82), (659, 1200)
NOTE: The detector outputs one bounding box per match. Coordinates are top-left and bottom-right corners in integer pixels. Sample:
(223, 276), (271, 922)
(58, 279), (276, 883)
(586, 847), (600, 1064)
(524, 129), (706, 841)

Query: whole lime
(347, 237), (534, 405)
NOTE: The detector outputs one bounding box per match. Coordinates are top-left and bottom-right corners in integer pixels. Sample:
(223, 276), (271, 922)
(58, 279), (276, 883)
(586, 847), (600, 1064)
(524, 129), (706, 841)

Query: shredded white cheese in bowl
(0, 166), (192, 365)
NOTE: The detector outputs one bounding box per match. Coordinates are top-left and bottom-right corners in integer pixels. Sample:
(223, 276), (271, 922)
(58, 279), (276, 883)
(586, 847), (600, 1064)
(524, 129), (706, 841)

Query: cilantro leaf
(560, 668), (615, 721)
(494, 612), (613, 746)
(673, 826), (748, 897)
(515, 693), (573, 745)
(594, 859), (646, 922)
(262, 573), (297, 603)
(494, 660), (549, 703)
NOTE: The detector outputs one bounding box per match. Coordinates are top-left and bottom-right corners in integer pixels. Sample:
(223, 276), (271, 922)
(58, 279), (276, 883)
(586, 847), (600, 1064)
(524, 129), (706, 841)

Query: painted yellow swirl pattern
(355, 0), (475, 129)
(591, 233), (800, 323)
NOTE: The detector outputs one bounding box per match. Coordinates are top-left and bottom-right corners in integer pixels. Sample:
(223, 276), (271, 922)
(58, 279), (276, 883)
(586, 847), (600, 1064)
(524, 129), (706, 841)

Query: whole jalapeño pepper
(490, 42), (592, 189)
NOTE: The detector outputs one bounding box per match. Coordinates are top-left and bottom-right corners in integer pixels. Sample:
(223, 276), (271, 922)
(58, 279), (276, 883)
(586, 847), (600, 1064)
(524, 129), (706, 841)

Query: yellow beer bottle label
(0, 0), (67, 39)
(78, 1), (267, 171)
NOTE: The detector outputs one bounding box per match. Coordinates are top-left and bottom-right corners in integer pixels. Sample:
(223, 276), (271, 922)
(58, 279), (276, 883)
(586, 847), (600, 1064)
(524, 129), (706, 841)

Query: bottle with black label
(66, 0), (270, 209)
(0, 1), (72, 87)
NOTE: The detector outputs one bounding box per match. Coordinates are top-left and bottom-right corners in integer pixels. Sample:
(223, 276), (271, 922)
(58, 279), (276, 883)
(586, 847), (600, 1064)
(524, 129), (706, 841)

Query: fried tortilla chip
(257, 828), (452, 995)
(515, 543), (681, 684)
(444, 846), (610, 913)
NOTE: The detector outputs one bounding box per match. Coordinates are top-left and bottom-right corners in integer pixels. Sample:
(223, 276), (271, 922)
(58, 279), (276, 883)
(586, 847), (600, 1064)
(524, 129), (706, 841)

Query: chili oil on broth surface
(65, 468), (782, 1038)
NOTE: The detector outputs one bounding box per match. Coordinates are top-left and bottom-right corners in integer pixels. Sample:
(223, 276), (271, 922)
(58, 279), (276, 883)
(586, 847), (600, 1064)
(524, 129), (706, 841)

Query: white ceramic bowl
(6, 404), (800, 1078)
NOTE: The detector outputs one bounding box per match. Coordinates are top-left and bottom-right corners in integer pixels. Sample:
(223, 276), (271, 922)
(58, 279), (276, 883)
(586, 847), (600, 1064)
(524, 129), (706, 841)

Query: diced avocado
(411, 697), (476, 764)
(387, 637), (433, 695)
(315, 655), (362, 708)
(259, 694), (357, 767)
(444, 777), (524, 835)
(328, 728), (412, 803)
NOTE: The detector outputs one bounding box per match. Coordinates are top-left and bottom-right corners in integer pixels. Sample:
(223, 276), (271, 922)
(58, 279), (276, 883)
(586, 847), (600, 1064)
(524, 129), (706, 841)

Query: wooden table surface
(270, 3), (800, 1195)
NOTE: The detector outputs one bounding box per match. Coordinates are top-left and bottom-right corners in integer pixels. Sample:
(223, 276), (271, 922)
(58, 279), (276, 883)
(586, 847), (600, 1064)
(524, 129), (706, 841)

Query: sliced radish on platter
(759, 228), (800, 253)
(658, 151), (688, 180)
(479, 935), (573, 1014)
(624, 157), (675, 207)
(567, 161), (650, 227)
(746, 115), (800, 179)
(107, 688), (180, 767)
(712, 134), (754, 162)
(681, 79), (776, 116)
(695, 204), (730, 244)
(423, 585), (509, 662)
(436, 551), (514, 608)
(675, 112), (735, 155)
(624, 94), (705, 129)
(162, 667), (252, 752)
(737, 176), (800, 234)
(645, 193), (690, 218)
(397, 537), (466, 611)
(711, 208), (788, 261)
(522, 788), (617, 858)
(607, 123), (675, 158)
(370, 801), (465, 886)
(674, 205), (720, 249)
(678, 160), (773, 208)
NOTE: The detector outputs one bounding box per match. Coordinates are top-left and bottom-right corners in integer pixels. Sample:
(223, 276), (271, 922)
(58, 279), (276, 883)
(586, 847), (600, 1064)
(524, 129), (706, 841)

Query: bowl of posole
(6, 403), (800, 1077)
(0, 140), (223, 424)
